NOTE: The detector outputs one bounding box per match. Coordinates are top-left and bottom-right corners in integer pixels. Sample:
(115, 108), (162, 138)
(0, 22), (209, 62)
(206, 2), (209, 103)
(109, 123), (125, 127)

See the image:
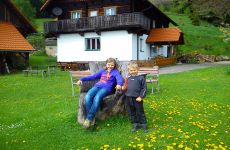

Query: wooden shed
(0, 0), (36, 74)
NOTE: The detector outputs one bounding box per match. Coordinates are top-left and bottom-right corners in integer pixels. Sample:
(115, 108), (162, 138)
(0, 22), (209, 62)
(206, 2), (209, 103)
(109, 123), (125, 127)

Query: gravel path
(159, 61), (230, 74)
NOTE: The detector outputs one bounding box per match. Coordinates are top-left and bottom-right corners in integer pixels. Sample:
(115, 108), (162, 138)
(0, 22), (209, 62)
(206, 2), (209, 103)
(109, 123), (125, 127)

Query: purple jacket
(80, 69), (123, 93)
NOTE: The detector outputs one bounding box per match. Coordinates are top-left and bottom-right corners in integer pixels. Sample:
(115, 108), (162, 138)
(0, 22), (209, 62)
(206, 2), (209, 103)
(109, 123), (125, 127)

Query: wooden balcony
(44, 13), (150, 36)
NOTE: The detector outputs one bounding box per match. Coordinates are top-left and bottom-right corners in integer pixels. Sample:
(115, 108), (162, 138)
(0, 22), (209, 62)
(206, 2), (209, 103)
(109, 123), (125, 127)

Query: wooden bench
(23, 69), (47, 78)
(139, 66), (160, 94)
(23, 65), (56, 78)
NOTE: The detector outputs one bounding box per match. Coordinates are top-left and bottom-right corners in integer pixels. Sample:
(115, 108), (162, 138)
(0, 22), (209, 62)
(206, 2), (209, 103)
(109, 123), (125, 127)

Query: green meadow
(0, 65), (229, 149)
(168, 13), (230, 56)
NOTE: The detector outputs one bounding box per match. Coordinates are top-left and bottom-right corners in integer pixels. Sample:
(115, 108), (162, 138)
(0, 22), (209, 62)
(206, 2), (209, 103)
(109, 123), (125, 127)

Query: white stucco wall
(138, 34), (150, 60)
(57, 30), (151, 62)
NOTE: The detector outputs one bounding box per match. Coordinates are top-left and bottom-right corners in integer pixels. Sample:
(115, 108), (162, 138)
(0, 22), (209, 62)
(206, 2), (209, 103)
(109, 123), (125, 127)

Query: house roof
(40, 0), (52, 11)
(146, 27), (184, 44)
(0, 22), (35, 52)
(2, 0), (37, 35)
(40, 0), (177, 26)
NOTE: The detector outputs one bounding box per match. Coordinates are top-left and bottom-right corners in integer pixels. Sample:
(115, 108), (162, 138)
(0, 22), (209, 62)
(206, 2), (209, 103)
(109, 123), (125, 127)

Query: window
(71, 11), (81, 19)
(150, 46), (157, 57)
(85, 38), (100, 51)
(89, 10), (98, 17)
(152, 20), (156, 28)
(104, 7), (116, 16)
(139, 38), (144, 52)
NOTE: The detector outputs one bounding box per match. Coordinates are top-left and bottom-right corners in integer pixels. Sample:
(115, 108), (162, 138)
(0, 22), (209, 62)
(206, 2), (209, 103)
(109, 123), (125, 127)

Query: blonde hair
(127, 61), (139, 70)
(105, 57), (119, 70)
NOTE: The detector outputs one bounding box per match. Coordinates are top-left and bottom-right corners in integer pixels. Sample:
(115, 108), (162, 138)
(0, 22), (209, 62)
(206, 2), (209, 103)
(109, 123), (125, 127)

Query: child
(77, 58), (123, 129)
(122, 62), (148, 132)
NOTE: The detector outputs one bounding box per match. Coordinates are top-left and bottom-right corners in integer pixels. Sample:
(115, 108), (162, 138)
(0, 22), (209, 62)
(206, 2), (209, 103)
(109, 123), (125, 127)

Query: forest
(13, 0), (230, 27)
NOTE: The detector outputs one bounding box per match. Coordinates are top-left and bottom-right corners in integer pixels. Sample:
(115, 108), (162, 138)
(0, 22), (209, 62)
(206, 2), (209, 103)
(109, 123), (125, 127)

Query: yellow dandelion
(219, 145), (226, 150)
(104, 145), (109, 148)
(137, 143), (144, 148)
(185, 147), (192, 150)
(148, 144), (153, 148)
(185, 135), (190, 139)
(178, 144), (183, 148)
(166, 145), (173, 150)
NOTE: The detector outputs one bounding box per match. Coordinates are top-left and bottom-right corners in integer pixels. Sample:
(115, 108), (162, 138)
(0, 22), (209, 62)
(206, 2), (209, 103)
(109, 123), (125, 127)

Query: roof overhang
(0, 22), (35, 52)
(146, 27), (184, 45)
(3, 0), (37, 34)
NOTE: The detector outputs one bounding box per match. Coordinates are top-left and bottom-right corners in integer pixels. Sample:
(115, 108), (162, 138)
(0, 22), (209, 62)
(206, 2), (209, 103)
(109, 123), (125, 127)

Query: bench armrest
(80, 80), (99, 93)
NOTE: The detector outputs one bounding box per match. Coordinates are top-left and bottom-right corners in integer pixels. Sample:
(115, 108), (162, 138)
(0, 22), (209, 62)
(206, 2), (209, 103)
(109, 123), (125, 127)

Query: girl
(77, 58), (123, 128)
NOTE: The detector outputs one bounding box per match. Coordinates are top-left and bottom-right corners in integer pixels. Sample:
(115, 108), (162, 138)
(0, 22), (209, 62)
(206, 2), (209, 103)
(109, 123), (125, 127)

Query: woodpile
(177, 53), (230, 63)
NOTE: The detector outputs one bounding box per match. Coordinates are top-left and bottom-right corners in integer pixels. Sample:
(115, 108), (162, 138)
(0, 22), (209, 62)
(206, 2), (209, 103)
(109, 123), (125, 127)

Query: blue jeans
(85, 86), (109, 120)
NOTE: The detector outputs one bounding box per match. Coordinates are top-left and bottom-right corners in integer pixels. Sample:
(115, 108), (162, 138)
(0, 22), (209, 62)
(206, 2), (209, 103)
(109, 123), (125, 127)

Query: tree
(12, 0), (36, 23)
(29, 0), (48, 18)
(191, 0), (230, 26)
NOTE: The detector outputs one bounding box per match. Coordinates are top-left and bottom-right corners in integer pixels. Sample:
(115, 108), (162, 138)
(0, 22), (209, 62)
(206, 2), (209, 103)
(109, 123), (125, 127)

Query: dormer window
(89, 10), (98, 17)
(71, 11), (81, 19)
(104, 7), (116, 16)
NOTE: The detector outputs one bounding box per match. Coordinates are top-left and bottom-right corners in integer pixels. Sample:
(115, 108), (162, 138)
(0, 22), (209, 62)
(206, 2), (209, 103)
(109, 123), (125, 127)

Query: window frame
(70, 10), (82, 19)
(89, 10), (98, 17)
(139, 38), (144, 52)
(85, 37), (101, 51)
(104, 7), (117, 16)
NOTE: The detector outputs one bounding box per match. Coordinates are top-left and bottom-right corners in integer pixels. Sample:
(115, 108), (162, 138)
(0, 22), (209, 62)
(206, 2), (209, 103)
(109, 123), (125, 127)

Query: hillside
(34, 13), (230, 57)
(167, 13), (230, 56)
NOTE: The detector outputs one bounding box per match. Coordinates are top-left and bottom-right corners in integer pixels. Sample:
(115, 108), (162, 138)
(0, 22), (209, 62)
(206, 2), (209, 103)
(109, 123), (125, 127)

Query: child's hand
(136, 97), (142, 102)
(76, 80), (82, 86)
(121, 85), (126, 91)
(116, 85), (121, 90)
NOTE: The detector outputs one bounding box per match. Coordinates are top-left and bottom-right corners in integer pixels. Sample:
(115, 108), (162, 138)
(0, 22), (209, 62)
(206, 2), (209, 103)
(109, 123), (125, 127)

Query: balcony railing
(44, 12), (150, 35)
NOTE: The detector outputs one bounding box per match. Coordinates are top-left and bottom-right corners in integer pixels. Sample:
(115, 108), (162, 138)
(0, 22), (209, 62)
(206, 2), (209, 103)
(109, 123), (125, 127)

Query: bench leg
(23, 71), (29, 77)
(151, 82), (154, 94)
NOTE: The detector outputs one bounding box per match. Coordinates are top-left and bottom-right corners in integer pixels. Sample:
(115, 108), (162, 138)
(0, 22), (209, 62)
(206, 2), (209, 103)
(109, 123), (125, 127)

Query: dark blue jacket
(125, 75), (147, 98)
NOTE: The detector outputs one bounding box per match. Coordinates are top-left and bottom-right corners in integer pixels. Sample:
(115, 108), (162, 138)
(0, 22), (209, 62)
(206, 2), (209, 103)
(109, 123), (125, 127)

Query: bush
(27, 33), (45, 51)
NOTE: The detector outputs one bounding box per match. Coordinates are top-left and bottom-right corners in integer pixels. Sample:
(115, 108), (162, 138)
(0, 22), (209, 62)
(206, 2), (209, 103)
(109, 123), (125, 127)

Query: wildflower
(185, 147), (192, 150)
(178, 143), (183, 148)
(166, 145), (173, 150)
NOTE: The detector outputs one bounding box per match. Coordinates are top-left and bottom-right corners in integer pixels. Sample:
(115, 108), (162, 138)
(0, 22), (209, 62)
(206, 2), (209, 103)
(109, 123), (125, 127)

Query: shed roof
(146, 28), (184, 44)
(0, 22), (35, 52)
(2, 0), (37, 35)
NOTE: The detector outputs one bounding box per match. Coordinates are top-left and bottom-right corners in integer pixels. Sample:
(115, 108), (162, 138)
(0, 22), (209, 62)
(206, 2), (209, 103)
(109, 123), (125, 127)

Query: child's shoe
(90, 118), (96, 126)
(83, 119), (91, 129)
(131, 123), (138, 132)
(141, 124), (148, 133)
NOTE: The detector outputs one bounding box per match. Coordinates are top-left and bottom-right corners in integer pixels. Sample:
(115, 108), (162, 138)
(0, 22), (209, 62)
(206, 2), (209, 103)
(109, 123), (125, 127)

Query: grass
(167, 13), (230, 56)
(34, 18), (55, 33)
(0, 65), (229, 149)
(29, 55), (57, 66)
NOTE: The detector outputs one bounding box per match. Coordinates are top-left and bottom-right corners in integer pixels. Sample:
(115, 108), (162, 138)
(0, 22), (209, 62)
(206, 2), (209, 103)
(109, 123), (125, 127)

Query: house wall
(57, 30), (151, 62)
(57, 30), (135, 62)
(138, 34), (150, 60)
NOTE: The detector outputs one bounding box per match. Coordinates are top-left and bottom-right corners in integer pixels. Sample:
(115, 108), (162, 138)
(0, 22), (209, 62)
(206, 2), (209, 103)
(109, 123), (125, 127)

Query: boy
(122, 62), (148, 132)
